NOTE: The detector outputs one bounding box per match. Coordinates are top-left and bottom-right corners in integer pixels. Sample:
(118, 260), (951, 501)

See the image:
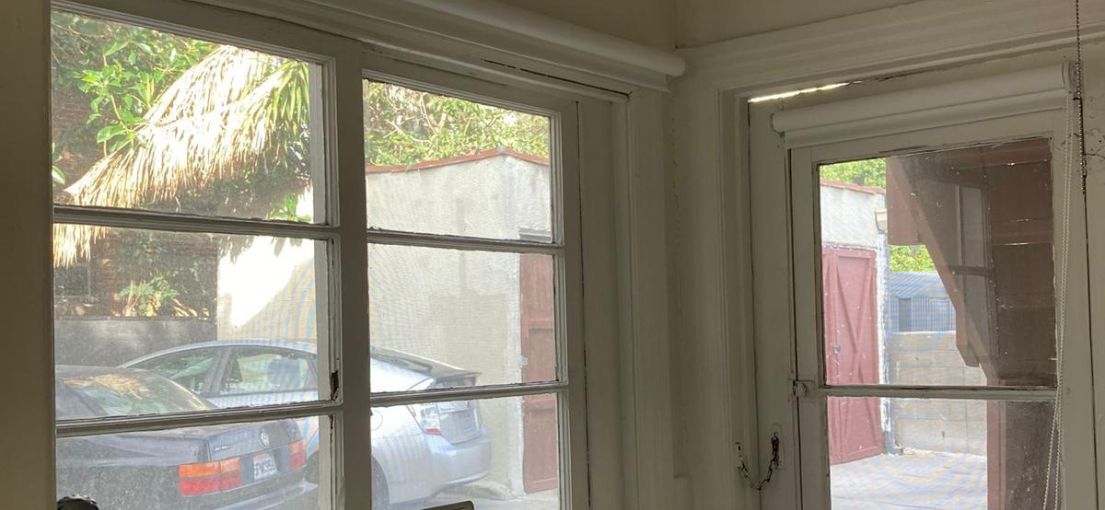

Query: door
(822, 247), (882, 465)
(748, 67), (1096, 510)
(520, 252), (558, 492)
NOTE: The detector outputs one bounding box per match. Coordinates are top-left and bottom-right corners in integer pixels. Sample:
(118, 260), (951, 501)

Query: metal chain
(1043, 0), (1084, 507)
(737, 433), (780, 491)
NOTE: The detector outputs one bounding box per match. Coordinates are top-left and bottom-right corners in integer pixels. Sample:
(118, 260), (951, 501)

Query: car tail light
(289, 440), (307, 470)
(178, 458), (242, 496)
(408, 403), (442, 435)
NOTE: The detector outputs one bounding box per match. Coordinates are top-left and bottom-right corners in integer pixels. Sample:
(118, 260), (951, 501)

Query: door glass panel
(371, 395), (559, 510)
(828, 397), (1053, 509)
(818, 139), (1057, 387)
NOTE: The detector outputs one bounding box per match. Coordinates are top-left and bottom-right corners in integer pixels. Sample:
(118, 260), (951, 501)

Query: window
(49, 2), (592, 508)
(362, 80), (576, 509)
(51, 7), (342, 509)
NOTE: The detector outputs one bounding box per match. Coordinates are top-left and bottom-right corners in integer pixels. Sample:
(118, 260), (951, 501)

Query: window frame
(359, 52), (591, 509)
(48, 0), (602, 508)
(749, 91), (1096, 508)
(49, 0), (369, 507)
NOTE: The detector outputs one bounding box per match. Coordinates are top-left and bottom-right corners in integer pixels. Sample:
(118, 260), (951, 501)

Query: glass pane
(828, 398), (1054, 510)
(368, 244), (556, 390)
(818, 139), (1056, 387)
(51, 10), (324, 222)
(54, 225), (328, 418)
(57, 416), (327, 509)
(372, 395), (559, 510)
(363, 81), (553, 241)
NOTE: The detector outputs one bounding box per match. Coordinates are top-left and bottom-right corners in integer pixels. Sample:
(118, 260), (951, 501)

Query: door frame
(750, 85), (1095, 508)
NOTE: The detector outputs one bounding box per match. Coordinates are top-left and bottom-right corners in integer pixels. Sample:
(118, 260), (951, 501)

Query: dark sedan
(55, 365), (316, 509)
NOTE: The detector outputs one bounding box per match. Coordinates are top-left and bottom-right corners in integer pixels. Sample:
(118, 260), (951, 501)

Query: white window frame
(748, 68), (1096, 509)
(358, 52), (592, 509)
(47, 0), (612, 507)
(49, 0), (369, 506)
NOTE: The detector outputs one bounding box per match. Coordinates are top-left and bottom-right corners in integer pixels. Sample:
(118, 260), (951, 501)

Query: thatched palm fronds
(55, 46), (307, 266)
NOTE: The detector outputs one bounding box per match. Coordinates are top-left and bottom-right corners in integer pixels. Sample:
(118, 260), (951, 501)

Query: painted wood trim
(773, 66), (1072, 147)
(679, 0), (1103, 94)
(614, 89), (677, 510)
(182, 0), (684, 92)
(0, 0), (54, 507)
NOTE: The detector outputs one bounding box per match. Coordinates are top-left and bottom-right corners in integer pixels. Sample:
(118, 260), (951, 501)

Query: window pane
(369, 244), (557, 390)
(55, 225), (328, 417)
(57, 416), (327, 509)
(818, 139), (1056, 387)
(51, 10), (324, 222)
(828, 397), (1053, 509)
(372, 395), (559, 510)
(363, 81), (553, 241)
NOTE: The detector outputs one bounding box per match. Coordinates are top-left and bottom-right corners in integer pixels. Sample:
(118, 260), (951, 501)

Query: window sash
(50, 1), (592, 508)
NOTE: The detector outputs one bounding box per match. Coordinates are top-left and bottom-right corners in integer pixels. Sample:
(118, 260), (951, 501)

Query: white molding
(183, 0), (684, 92)
(680, 0), (1104, 94)
(773, 66), (1072, 147)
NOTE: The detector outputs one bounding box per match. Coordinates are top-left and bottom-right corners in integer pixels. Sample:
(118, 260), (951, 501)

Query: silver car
(123, 340), (491, 509)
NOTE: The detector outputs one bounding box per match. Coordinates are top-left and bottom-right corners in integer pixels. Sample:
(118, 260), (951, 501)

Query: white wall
(675, 0), (917, 47)
(496, 0), (675, 50)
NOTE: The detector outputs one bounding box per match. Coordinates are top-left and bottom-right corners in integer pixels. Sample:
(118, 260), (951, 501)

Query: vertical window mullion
(331, 42), (372, 509)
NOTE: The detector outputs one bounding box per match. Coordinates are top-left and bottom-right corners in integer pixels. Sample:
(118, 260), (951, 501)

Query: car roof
(123, 339), (479, 381)
(56, 364), (152, 378)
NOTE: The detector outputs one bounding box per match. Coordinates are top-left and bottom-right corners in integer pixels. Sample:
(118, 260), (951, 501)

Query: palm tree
(54, 46), (309, 267)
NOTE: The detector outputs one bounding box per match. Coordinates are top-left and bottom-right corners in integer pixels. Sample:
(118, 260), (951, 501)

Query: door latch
(736, 432), (781, 491)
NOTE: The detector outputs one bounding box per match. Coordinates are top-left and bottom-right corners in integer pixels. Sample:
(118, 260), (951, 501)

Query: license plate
(253, 453), (278, 480)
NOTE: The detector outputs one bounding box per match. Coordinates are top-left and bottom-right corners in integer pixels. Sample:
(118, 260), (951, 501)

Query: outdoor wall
(887, 331), (986, 455)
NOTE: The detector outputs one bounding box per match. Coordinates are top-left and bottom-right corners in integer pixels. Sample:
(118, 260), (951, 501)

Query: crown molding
(679, 0), (1105, 94)
(187, 0), (685, 93)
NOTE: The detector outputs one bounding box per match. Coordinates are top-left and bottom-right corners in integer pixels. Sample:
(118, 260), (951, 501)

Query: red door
(822, 246), (883, 465)
(520, 253), (558, 492)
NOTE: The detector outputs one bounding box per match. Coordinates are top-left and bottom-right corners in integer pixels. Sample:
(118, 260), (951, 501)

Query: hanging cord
(1043, 0), (1085, 507)
(736, 432), (780, 491)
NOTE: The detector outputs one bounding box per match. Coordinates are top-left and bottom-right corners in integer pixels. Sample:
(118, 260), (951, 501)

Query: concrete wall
(886, 332), (986, 455)
(675, 0), (918, 47)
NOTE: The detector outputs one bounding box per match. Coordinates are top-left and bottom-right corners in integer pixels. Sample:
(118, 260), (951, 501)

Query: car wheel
(372, 463), (389, 509)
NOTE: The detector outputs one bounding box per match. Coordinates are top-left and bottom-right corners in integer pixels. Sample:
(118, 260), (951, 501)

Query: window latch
(792, 379), (813, 399)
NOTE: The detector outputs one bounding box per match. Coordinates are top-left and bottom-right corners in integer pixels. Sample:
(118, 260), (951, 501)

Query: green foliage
(819, 158), (886, 188)
(51, 11), (214, 157)
(267, 193), (311, 222)
(363, 82), (550, 166)
(890, 245), (936, 272)
(119, 276), (180, 317)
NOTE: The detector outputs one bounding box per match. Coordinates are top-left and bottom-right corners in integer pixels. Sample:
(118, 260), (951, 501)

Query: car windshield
(60, 371), (212, 417)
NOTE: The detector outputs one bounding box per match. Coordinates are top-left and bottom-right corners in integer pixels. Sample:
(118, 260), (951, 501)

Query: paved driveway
(831, 451), (987, 509)
(420, 489), (558, 510)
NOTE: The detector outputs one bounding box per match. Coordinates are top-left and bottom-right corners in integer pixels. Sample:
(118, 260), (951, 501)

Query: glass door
(784, 111), (1095, 509)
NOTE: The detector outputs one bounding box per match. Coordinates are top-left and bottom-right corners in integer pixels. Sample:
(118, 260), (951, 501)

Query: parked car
(123, 341), (491, 508)
(55, 365), (314, 510)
